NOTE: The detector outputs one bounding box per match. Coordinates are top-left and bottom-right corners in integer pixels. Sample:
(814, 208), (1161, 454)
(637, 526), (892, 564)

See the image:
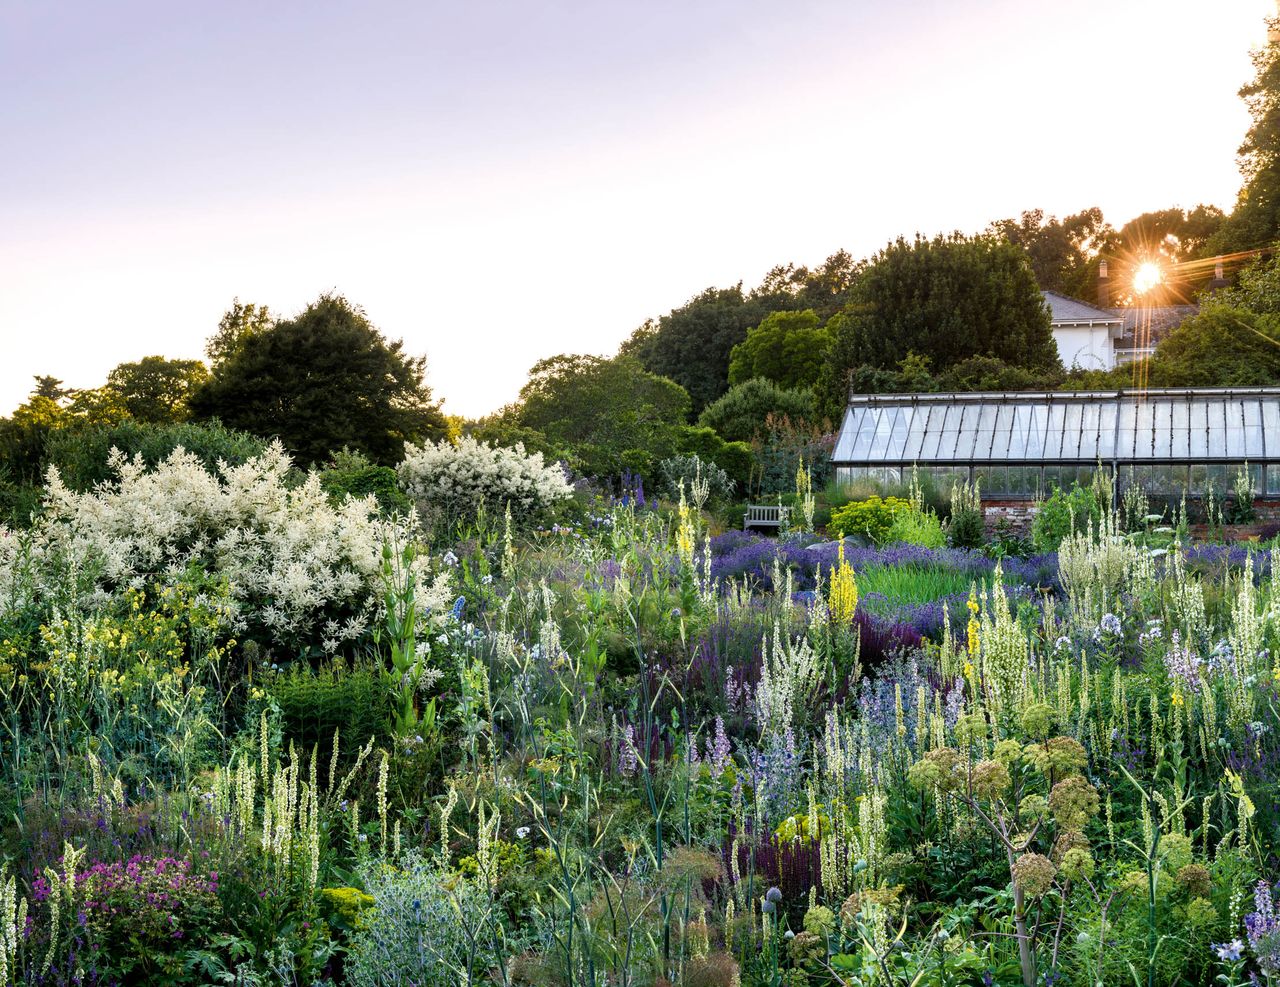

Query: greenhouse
(831, 387), (1280, 499)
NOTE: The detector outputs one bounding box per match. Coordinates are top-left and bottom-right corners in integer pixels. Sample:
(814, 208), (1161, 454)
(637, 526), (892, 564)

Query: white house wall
(1052, 326), (1114, 371)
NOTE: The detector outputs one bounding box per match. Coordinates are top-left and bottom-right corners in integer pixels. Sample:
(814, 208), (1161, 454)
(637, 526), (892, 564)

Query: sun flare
(1133, 261), (1163, 295)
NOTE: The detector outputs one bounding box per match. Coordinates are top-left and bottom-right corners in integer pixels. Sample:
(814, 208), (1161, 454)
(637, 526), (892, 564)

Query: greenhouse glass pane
(902, 406), (928, 460)
(1096, 403), (1118, 459)
(1243, 400), (1265, 459)
(1264, 403), (1280, 459)
(1061, 403), (1083, 458)
(1208, 402), (1228, 459)
(1169, 400), (1190, 459)
(1190, 464), (1208, 494)
(886, 407), (909, 458)
(1225, 400), (1246, 459)
(1268, 464), (1280, 496)
(1188, 402), (1209, 459)
(1043, 404), (1066, 459)
(1150, 401), (1173, 459)
(1115, 401), (1138, 459)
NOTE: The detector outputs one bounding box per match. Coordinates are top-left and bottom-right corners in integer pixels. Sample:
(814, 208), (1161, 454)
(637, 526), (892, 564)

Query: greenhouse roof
(831, 388), (1280, 465)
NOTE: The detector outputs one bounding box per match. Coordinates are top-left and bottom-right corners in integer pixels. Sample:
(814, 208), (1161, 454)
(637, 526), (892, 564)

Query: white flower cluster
(5, 442), (450, 653)
(397, 436), (572, 528)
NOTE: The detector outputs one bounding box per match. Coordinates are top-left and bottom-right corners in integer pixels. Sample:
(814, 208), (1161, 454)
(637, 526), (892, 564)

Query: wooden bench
(743, 504), (789, 532)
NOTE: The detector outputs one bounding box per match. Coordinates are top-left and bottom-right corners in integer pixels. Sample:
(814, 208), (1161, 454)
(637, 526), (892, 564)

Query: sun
(1133, 261), (1163, 296)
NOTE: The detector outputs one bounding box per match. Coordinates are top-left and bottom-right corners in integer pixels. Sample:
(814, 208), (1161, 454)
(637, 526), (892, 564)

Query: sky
(1, 0), (1275, 419)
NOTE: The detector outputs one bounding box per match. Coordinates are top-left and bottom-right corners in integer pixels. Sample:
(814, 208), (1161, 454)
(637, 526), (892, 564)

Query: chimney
(1097, 259), (1110, 308)
(1210, 256), (1229, 293)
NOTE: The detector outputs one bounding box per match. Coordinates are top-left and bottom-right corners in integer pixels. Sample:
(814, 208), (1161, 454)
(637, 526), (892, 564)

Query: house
(1044, 291), (1123, 371)
(1043, 259), (1217, 370)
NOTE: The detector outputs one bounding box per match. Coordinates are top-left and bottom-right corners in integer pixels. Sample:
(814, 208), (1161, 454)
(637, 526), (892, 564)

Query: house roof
(1112, 305), (1200, 348)
(832, 388), (1280, 465)
(1042, 290), (1121, 325)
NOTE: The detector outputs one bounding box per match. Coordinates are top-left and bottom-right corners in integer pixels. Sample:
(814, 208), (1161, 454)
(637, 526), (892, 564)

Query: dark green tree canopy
(622, 286), (780, 416)
(1149, 304), (1280, 387)
(1210, 33), (1280, 255)
(727, 309), (830, 390)
(517, 354), (690, 479)
(105, 355), (209, 424)
(206, 299), (274, 369)
(828, 233), (1058, 372)
(697, 377), (817, 444)
(987, 207), (1110, 297)
(189, 293), (446, 465)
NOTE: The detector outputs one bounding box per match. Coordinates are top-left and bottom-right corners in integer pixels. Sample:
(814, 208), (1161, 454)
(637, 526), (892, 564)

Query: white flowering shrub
(5, 442), (450, 655)
(397, 436), (572, 530)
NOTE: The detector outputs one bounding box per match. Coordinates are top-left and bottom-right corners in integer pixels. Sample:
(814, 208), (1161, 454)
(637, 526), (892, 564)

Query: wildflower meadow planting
(0, 436), (1279, 987)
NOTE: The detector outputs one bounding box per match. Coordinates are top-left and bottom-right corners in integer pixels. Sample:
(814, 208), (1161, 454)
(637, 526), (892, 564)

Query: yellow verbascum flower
(828, 542), (859, 624)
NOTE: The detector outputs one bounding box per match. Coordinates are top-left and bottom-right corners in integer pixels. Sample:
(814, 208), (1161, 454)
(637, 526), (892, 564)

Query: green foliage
(819, 233), (1059, 417)
(267, 659), (393, 768)
(189, 293), (447, 466)
(517, 353), (691, 482)
(658, 453), (735, 504)
(883, 506), (947, 549)
(319, 448), (412, 515)
(727, 309), (831, 390)
(622, 285), (784, 415)
(104, 355), (209, 424)
(947, 480), (986, 549)
(697, 377), (817, 443)
(1149, 303), (1280, 387)
(829, 496), (911, 544)
(42, 419), (268, 492)
(624, 253), (856, 415)
(205, 298), (274, 368)
(987, 206), (1109, 297)
(1032, 482), (1101, 553)
(1208, 34), (1280, 255)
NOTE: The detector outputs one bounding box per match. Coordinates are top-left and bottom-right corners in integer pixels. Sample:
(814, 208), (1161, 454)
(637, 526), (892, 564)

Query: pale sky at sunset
(1, 0), (1275, 418)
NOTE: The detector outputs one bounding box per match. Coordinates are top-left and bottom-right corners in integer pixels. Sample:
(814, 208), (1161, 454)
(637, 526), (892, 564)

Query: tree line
(7, 14), (1280, 505)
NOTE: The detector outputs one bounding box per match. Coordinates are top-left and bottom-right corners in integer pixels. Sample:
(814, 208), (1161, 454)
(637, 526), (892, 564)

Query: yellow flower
(1171, 691), (1184, 708)
(828, 542), (859, 624)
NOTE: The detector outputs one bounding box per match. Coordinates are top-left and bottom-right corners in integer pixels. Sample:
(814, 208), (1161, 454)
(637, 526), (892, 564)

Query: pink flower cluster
(32, 853), (219, 942)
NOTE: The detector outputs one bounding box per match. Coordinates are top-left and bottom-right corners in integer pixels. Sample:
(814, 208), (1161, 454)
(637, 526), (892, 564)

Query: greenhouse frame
(831, 387), (1280, 500)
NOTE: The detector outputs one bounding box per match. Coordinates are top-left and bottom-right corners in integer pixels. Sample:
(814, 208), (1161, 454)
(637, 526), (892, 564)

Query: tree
(840, 234), (1056, 370)
(697, 377), (817, 443)
(189, 293), (446, 465)
(1209, 27), (1280, 256)
(1148, 304), (1280, 387)
(30, 376), (73, 402)
(727, 309), (831, 390)
(622, 286), (789, 415)
(206, 299), (274, 368)
(753, 249), (861, 318)
(987, 207), (1110, 297)
(818, 234), (1059, 415)
(105, 356), (209, 424)
(517, 354), (690, 480)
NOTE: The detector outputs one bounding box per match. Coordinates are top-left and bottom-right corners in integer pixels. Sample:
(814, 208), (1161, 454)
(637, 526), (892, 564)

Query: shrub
(320, 448), (412, 516)
(883, 507), (947, 548)
(398, 436), (572, 531)
(697, 377), (816, 443)
(1031, 483), (1100, 553)
(344, 852), (494, 987)
(947, 480), (986, 549)
(829, 496), (911, 544)
(43, 419), (267, 492)
(659, 453), (736, 505)
(12, 442), (450, 656)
